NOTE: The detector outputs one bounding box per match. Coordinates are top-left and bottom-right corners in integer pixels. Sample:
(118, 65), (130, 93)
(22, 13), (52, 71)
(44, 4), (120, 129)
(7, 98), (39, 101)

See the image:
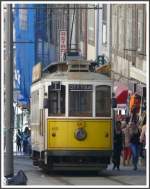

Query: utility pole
(4, 4), (14, 177)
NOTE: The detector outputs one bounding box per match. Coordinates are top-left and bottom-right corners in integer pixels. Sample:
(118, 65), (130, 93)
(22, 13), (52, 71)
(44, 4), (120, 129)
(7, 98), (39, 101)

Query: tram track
(14, 155), (146, 186)
(44, 170), (132, 186)
(100, 174), (131, 185)
(53, 176), (75, 185)
(96, 171), (129, 185)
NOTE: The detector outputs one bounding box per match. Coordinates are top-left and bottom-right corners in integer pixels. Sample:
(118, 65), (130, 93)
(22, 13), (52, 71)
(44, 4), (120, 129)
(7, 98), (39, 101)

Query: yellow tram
(30, 54), (114, 171)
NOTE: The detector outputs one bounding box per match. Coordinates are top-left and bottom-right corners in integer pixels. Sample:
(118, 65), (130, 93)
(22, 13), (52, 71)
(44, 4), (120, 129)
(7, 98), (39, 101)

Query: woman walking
(122, 121), (132, 166)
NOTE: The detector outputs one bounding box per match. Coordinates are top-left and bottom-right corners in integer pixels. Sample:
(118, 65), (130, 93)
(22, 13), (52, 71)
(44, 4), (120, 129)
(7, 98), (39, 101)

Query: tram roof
(41, 71), (111, 82)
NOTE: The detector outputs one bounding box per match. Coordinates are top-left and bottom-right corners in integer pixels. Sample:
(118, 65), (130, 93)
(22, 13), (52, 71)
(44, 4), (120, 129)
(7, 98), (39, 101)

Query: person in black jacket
(112, 121), (123, 170)
(16, 129), (22, 152)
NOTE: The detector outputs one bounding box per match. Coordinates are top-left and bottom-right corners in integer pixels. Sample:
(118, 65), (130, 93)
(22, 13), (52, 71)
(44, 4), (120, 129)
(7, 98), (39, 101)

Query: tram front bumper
(45, 150), (112, 170)
(46, 149), (112, 157)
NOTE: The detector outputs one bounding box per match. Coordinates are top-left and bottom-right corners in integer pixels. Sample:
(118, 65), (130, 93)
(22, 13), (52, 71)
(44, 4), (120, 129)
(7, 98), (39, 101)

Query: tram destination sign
(69, 84), (93, 91)
(59, 30), (67, 61)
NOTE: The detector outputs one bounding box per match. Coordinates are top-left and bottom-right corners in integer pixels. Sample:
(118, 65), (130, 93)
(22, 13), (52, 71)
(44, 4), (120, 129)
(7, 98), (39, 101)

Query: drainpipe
(84, 7), (87, 59)
(96, 4), (103, 59)
(109, 4), (112, 63)
(96, 4), (99, 58)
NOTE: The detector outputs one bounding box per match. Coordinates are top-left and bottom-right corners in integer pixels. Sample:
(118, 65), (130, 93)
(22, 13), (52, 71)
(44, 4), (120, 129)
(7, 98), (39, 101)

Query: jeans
(130, 143), (139, 169)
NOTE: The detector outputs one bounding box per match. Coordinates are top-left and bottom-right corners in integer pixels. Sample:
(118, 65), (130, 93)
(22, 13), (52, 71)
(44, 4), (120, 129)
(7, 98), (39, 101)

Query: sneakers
(112, 165), (120, 170)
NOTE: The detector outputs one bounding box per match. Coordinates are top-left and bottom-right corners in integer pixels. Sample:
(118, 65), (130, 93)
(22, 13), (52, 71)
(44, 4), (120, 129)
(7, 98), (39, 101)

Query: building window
(48, 8), (57, 45)
(19, 4), (28, 30)
(102, 5), (107, 44)
(118, 6), (124, 51)
(137, 8), (144, 52)
(112, 6), (118, 49)
(80, 9), (84, 41)
(126, 6), (132, 50)
(87, 5), (95, 46)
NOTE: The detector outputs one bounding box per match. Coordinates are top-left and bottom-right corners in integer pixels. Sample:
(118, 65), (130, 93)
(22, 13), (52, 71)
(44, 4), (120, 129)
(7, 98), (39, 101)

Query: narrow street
(14, 154), (146, 186)
(2, 2), (148, 188)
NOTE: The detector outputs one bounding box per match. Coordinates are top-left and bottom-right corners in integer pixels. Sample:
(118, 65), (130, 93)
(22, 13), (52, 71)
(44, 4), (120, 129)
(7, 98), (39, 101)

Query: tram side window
(31, 90), (40, 123)
(69, 85), (92, 117)
(48, 85), (65, 116)
(96, 85), (111, 117)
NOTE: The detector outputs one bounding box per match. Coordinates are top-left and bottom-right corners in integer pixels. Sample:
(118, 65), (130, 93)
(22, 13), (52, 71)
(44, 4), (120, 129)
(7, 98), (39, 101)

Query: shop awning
(115, 84), (128, 104)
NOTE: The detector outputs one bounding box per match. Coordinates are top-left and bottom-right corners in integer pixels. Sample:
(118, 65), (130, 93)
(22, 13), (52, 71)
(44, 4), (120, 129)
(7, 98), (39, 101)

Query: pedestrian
(27, 129), (32, 156)
(116, 110), (123, 122)
(122, 121), (132, 166)
(112, 121), (123, 170)
(16, 129), (22, 152)
(129, 122), (140, 170)
(22, 127), (30, 155)
(139, 116), (146, 166)
(130, 94), (141, 125)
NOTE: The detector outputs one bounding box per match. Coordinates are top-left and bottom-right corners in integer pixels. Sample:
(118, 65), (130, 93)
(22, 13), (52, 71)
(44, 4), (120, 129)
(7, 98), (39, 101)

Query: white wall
(87, 44), (96, 60)
(101, 4), (111, 61)
(130, 66), (146, 84)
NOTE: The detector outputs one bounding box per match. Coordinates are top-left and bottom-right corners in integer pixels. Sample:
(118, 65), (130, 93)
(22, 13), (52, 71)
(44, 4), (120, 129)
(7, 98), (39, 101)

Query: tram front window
(48, 84), (65, 116)
(96, 85), (111, 117)
(69, 84), (92, 117)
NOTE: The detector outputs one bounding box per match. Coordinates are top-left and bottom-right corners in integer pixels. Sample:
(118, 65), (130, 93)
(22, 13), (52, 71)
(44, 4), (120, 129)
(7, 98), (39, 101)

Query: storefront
(128, 80), (146, 113)
(114, 82), (129, 119)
